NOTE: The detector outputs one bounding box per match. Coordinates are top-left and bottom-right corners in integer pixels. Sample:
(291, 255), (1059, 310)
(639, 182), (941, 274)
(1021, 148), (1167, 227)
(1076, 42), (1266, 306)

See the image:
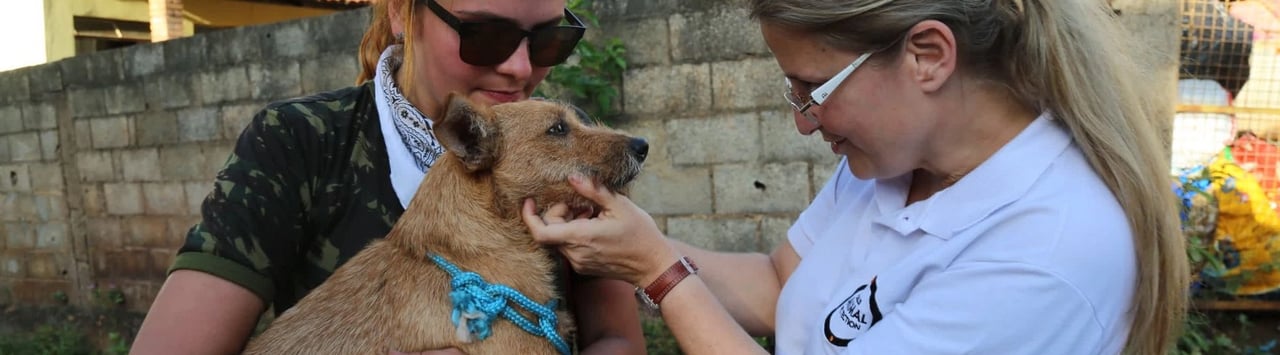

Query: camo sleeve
(169, 105), (312, 303)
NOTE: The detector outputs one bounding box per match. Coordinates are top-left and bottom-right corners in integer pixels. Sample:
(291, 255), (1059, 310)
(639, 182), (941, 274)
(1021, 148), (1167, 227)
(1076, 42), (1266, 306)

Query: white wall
(0, 0), (48, 72)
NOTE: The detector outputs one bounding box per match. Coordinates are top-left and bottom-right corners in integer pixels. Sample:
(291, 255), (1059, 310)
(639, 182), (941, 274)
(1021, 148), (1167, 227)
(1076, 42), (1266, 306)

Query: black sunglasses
(422, 0), (586, 67)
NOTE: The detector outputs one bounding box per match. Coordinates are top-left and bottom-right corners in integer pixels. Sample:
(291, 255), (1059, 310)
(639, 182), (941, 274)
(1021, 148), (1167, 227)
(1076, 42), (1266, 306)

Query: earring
(394, 32), (404, 42)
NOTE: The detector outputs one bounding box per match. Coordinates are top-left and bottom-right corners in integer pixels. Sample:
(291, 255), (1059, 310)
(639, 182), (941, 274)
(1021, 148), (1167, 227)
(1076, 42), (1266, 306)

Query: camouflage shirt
(171, 82), (406, 314)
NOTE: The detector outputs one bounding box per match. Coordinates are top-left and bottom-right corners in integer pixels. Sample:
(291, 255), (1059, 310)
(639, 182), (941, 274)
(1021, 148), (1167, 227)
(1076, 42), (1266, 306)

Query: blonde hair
(357, 0), (420, 99)
(750, 0), (1188, 353)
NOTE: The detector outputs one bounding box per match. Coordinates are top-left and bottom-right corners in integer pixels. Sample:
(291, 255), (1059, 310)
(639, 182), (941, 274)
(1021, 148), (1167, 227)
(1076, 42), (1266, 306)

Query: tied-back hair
(749, 0), (1188, 354)
(357, 0), (421, 99)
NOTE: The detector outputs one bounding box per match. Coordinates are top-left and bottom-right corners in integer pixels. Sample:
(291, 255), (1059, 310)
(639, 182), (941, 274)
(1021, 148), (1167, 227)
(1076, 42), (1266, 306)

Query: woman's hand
(522, 173), (678, 287)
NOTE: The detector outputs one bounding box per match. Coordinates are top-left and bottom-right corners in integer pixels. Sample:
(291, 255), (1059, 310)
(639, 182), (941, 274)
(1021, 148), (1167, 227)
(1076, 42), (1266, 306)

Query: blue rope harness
(427, 253), (571, 355)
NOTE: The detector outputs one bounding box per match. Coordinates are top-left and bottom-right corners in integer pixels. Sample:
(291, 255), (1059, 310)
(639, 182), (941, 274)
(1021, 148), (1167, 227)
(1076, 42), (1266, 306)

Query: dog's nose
(628, 138), (649, 163)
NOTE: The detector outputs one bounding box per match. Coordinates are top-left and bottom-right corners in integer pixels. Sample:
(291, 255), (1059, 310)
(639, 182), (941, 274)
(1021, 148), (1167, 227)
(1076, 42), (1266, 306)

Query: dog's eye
(547, 121), (569, 136)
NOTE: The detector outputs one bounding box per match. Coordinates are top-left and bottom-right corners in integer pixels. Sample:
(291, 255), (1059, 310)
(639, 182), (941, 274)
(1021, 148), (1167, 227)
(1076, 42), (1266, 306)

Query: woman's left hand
(522, 173), (678, 287)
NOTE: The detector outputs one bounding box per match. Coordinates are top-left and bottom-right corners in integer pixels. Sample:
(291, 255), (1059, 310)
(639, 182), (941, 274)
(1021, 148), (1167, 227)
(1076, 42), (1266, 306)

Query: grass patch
(641, 315), (774, 354)
(0, 306), (140, 355)
(642, 316), (682, 354)
(0, 324), (127, 355)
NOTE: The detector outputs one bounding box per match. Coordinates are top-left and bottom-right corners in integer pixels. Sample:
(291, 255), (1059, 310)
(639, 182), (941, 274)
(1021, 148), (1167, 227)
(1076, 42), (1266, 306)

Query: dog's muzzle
(601, 137), (647, 191)
(628, 138), (649, 163)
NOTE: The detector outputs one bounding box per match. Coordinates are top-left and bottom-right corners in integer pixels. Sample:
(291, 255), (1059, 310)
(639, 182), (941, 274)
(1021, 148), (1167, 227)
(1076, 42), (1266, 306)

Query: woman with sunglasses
(524, 0), (1188, 354)
(131, 0), (646, 354)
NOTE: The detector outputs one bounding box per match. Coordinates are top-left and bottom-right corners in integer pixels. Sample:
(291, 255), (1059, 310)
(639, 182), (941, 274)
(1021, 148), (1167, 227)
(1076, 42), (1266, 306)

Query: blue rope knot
(429, 253), (571, 355)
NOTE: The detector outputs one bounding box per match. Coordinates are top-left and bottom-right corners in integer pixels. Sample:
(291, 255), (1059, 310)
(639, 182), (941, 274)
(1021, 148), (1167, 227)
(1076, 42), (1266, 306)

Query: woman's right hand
(522, 173), (679, 288)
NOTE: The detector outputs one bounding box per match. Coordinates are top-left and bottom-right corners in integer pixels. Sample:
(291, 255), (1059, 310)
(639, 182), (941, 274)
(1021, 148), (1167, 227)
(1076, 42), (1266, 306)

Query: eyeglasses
(423, 0), (586, 67)
(783, 51), (874, 125)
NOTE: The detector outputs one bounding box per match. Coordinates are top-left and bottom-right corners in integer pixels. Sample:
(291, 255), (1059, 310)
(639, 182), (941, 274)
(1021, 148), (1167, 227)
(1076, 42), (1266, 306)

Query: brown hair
(357, 0), (420, 98)
(751, 0), (1188, 353)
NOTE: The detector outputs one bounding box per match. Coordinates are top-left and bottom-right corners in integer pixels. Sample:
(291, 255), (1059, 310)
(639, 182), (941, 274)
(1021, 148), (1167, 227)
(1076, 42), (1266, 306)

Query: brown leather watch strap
(642, 256), (699, 308)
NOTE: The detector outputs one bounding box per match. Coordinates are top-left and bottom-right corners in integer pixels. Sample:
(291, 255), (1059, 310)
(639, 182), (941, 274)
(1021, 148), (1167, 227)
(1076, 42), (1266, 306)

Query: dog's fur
(243, 94), (647, 354)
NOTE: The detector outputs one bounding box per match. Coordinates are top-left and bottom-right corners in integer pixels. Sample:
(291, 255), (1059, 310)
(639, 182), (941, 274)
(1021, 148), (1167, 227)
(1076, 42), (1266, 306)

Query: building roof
(245, 0), (370, 10)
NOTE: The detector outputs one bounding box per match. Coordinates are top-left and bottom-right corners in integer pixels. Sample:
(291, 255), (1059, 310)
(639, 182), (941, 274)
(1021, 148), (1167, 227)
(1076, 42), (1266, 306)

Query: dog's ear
(436, 93), (499, 172)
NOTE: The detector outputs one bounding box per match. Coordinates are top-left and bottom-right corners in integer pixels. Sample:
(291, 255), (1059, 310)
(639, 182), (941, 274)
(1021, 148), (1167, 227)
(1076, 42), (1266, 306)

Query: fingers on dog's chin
(522, 201), (539, 218)
(546, 203), (570, 215)
(552, 213), (578, 224)
(521, 201), (540, 217)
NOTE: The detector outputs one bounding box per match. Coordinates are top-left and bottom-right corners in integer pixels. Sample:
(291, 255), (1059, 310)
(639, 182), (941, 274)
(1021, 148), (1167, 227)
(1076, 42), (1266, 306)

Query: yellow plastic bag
(1207, 150), (1280, 295)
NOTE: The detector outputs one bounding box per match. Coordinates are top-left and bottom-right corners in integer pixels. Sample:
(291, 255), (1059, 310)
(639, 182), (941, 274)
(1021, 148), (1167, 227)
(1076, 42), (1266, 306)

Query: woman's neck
(394, 63), (443, 119)
(907, 84), (1037, 204)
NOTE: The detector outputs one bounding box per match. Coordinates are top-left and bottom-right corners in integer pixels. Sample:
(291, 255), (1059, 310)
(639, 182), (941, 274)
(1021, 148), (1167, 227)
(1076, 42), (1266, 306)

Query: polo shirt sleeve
(787, 158), (848, 257)
(168, 105), (312, 303)
(842, 261), (1106, 355)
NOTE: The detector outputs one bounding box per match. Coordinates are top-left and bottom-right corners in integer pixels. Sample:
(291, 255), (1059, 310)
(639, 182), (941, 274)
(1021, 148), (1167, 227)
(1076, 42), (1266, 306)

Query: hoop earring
(394, 32), (405, 43)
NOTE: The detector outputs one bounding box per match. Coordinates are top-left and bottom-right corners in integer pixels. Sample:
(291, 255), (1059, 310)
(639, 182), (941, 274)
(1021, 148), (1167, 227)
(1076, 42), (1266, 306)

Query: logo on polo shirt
(824, 277), (882, 346)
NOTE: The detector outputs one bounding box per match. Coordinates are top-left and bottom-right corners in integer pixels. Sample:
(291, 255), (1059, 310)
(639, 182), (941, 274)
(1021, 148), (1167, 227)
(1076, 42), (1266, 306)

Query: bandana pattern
(376, 45), (443, 172)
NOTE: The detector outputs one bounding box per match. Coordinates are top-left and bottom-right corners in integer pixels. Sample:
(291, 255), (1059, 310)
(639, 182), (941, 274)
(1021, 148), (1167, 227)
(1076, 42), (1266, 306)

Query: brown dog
(243, 94), (648, 354)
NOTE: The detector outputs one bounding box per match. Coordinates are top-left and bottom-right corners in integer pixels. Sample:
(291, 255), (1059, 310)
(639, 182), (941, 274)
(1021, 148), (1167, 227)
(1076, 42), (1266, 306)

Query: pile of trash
(1175, 133), (1280, 298)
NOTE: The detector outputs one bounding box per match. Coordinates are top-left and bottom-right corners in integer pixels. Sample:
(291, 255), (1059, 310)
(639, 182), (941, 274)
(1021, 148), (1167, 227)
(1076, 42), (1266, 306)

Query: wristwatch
(636, 256), (699, 312)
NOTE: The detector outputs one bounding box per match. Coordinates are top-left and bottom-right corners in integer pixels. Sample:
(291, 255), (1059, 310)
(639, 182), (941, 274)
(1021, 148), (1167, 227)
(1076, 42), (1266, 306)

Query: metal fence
(1175, 0), (1280, 300)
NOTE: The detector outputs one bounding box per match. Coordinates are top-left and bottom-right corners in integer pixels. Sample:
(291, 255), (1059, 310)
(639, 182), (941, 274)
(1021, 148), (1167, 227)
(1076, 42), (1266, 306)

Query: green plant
(1177, 312), (1277, 355)
(641, 316), (773, 354)
(1174, 166), (1280, 354)
(103, 332), (128, 355)
(51, 291), (69, 304)
(88, 284), (125, 309)
(0, 285), (13, 305)
(536, 0), (628, 124)
(0, 326), (133, 355)
(642, 317), (681, 355)
(0, 324), (91, 355)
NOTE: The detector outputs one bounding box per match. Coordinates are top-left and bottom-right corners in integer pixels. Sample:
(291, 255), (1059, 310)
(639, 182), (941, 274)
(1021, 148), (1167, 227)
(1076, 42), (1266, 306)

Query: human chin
(841, 147), (887, 180)
(470, 89), (525, 105)
(844, 158), (878, 180)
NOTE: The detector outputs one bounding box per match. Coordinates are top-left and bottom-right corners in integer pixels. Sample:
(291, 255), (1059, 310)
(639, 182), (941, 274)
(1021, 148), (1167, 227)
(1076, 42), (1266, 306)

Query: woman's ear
(902, 20), (958, 93)
(387, 0), (408, 37)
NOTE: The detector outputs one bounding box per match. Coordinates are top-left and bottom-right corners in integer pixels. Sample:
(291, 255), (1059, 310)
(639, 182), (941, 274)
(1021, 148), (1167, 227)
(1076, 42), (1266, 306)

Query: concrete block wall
(0, 83), (72, 311)
(593, 0), (840, 254)
(0, 9), (365, 312)
(596, 0), (1181, 253)
(0, 0), (1178, 313)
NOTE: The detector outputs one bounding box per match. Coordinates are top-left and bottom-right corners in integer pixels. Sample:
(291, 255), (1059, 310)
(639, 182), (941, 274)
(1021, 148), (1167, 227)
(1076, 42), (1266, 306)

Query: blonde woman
(525, 0), (1188, 354)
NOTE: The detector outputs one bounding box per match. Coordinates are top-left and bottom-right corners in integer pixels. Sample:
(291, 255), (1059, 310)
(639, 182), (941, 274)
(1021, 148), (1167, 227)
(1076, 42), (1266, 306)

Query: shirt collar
(373, 45), (435, 209)
(871, 113), (1073, 239)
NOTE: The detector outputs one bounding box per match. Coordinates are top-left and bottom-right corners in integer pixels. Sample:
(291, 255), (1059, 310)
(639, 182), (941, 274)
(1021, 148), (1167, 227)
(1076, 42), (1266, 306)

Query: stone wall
(0, 9), (365, 312)
(594, 0), (838, 254)
(597, 0), (1181, 253)
(0, 0), (1179, 314)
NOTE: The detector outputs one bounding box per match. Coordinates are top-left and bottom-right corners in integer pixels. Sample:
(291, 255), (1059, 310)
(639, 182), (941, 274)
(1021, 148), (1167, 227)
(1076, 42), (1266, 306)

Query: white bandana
(375, 45), (444, 173)
(373, 45), (441, 208)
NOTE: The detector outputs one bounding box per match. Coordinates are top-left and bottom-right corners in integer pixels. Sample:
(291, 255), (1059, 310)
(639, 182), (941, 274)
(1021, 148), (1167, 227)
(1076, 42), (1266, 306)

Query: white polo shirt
(774, 115), (1136, 354)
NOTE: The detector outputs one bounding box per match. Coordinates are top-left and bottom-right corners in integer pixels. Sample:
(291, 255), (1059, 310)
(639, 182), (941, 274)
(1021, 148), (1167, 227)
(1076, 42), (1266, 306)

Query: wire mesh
(1176, 0), (1280, 299)
(1175, 0), (1252, 174)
